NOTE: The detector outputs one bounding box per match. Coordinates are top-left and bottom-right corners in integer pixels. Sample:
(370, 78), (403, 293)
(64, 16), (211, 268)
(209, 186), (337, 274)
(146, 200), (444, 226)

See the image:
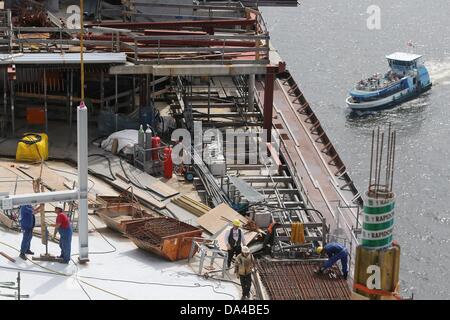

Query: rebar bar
(256, 260), (351, 300)
(368, 125), (396, 197)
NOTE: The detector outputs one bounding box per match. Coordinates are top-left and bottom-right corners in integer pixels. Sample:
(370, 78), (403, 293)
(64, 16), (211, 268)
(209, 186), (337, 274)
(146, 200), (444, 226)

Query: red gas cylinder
(151, 136), (161, 160)
(163, 147), (173, 179)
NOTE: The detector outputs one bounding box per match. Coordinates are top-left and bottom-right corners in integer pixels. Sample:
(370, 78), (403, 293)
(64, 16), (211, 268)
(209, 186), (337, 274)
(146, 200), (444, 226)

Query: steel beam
(263, 67), (276, 142)
(248, 74), (255, 112)
(89, 19), (256, 29)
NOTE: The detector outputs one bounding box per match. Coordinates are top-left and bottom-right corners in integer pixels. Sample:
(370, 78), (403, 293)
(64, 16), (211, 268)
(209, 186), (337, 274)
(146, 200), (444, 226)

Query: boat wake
(425, 60), (450, 85)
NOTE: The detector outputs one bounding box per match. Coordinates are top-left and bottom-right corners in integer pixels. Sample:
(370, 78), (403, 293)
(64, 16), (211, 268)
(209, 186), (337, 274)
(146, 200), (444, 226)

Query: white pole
(77, 103), (89, 263)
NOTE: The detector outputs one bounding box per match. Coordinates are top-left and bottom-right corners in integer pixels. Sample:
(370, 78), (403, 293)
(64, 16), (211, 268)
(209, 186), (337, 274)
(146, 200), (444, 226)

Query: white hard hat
(54, 202), (64, 211)
(242, 246), (250, 254)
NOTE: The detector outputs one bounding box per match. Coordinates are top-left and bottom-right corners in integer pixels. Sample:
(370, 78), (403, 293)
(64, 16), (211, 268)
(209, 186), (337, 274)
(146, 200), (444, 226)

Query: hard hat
(54, 202), (64, 211)
(315, 246), (323, 255)
(232, 219), (241, 227)
(241, 246), (250, 254)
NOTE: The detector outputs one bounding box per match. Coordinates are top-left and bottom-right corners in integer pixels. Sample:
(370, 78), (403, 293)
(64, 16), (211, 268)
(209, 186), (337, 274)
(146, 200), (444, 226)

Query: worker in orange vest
(263, 222), (280, 254)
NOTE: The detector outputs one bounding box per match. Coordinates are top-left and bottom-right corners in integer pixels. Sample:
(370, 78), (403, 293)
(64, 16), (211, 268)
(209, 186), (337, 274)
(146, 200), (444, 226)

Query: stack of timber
(171, 195), (211, 217)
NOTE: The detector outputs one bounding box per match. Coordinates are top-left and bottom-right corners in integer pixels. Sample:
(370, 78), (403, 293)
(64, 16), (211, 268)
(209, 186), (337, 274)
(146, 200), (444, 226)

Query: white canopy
(386, 52), (422, 62)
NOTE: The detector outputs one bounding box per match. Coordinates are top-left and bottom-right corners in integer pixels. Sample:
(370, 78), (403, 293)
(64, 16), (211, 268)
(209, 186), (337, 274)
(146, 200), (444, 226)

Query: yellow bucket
(16, 133), (49, 162)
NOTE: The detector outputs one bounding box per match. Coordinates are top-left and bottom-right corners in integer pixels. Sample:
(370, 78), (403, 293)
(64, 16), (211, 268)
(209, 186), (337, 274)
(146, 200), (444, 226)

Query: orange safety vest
(267, 222), (275, 235)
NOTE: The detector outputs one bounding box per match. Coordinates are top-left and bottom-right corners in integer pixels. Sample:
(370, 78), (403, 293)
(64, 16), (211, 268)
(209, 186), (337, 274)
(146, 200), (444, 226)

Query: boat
(346, 52), (432, 111)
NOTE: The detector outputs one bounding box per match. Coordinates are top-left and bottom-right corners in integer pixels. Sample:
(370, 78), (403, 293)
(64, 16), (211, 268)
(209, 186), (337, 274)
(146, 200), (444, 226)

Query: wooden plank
(89, 154), (179, 198)
(0, 211), (15, 229)
(171, 195), (210, 217)
(0, 252), (16, 263)
(196, 203), (249, 235)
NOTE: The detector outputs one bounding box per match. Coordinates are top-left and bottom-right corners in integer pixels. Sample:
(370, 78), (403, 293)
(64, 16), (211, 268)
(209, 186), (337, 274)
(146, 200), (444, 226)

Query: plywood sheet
(197, 203), (249, 235)
(88, 154), (179, 198)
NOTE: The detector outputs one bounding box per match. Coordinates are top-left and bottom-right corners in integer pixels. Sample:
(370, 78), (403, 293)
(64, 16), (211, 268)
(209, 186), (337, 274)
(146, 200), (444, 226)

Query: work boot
(343, 273), (348, 280)
(25, 250), (34, 255)
(19, 253), (27, 260)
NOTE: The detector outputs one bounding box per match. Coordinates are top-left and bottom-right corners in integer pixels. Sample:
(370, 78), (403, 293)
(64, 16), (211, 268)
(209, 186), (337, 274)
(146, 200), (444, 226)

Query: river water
(262, 0), (450, 299)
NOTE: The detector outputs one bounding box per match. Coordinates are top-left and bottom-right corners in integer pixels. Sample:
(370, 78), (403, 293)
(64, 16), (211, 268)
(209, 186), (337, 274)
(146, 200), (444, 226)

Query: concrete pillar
(248, 74), (255, 112)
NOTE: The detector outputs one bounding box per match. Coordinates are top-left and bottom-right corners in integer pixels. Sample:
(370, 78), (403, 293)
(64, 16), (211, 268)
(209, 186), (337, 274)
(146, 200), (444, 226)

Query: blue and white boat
(346, 52), (432, 111)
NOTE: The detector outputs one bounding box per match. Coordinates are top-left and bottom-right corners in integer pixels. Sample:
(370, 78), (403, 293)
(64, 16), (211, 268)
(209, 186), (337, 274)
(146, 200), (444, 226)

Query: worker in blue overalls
(50, 203), (72, 264)
(19, 205), (36, 260)
(315, 242), (348, 279)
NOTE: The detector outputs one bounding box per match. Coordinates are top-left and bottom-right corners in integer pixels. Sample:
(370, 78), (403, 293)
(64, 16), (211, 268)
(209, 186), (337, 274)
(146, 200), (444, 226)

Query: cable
(43, 162), (96, 193)
(0, 240), (126, 300)
(0, 238), (234, 299)
(70, 216), (117, 257)
(117, 156), (167, 200)
(19, 133), (42, 145)
(88, 154), (116, 181)
(76, 274), (236, 300)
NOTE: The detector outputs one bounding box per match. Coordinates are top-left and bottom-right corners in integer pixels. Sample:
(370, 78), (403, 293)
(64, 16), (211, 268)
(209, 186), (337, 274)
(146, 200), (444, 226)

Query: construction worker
(234, 246), (254, 300)
(263, 222), (280, 253)
(224, 219), (246, 268)
(19, 205), (36, 260)
(50, 204), (72, 264)
(315, 242), (348, 279)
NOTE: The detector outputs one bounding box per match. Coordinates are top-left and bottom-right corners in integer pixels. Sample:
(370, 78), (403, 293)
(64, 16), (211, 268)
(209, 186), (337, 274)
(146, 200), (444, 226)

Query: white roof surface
(0, 161), (240, 300)
(0, 220), (240, 300)
(386, 52), (422, 62)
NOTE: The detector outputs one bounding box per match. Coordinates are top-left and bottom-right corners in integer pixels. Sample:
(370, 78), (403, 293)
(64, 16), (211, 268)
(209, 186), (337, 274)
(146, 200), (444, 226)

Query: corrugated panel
(0, 53), (127, 65)
(256, 259), (352, 300)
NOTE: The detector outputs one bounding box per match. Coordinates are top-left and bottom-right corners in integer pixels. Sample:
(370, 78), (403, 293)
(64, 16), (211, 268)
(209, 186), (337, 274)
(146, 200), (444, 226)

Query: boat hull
(346, 84), (431, 111)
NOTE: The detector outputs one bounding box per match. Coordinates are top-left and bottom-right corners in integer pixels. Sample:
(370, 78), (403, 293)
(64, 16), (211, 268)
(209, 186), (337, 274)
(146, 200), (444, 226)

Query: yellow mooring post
(352, 125), (402, 300)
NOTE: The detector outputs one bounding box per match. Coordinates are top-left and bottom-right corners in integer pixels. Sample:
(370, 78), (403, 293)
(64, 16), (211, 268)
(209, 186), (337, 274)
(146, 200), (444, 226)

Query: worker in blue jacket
(315, 242), (348, 279)
(19, 205), (36, 260)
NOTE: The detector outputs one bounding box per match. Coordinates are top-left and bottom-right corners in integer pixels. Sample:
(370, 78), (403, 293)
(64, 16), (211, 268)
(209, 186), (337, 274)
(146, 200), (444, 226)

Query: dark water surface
(262, 0), (450, 299)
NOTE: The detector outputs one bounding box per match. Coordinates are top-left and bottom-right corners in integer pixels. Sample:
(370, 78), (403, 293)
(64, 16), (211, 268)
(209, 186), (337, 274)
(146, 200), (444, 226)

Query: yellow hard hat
(232, 219), (241, 227)
(315, 246), (323, 255)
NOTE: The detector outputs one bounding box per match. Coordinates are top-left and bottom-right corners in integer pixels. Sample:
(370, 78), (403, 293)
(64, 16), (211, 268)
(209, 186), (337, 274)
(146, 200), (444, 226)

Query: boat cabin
(386, 52), (422, 75)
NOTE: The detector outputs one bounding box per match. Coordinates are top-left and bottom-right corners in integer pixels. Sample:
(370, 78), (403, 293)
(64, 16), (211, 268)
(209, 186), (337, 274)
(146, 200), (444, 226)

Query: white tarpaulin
(101, 130), (138, 155)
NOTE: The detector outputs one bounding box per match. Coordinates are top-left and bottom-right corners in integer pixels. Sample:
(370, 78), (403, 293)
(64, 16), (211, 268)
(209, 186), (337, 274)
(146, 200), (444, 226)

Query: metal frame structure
(0, 105), (89, 263)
